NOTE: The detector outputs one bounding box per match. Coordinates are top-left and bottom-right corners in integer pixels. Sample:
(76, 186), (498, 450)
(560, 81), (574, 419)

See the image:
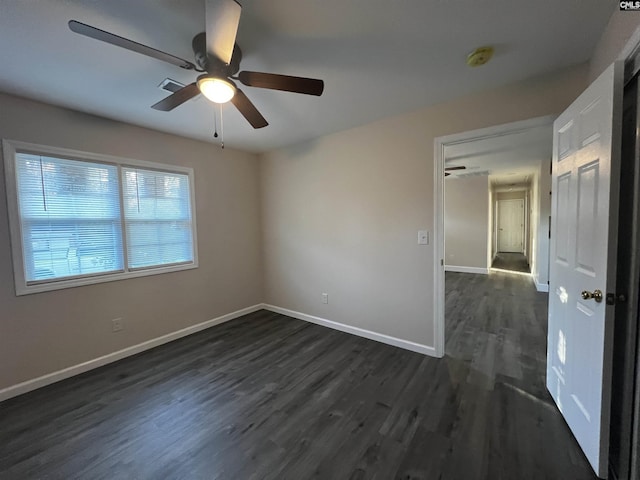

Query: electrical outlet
(112, 318), (124, 332)
(322, 293), (329, 304)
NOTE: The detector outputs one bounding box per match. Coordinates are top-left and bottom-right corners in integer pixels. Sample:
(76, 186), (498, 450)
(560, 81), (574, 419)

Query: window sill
(15, 262), (198, 296)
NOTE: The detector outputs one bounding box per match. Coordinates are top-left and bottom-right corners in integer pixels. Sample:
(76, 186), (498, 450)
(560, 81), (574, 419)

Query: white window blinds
(15, 153), (123, 283)
(122, 168), (194, 269)
(8, 143), (197, 295)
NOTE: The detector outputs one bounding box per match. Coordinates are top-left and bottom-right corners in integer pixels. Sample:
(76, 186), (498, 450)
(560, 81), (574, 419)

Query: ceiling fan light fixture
(197, 76), (236, 103)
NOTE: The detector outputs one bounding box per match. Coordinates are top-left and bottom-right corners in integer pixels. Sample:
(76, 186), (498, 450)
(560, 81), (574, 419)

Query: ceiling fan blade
(206, 0), (241, 65)
(444, 166), (466, 171)
(231, 89), (268, 129)
(445, 172), (451, 177)
(151, 83), (200, 111)
(68, 20), (196, 70)
(238, 71), (324, 96)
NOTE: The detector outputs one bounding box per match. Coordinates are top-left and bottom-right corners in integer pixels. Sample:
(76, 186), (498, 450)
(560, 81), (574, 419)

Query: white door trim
(433, 115), (555, 357)
(613, 26), (640, 480)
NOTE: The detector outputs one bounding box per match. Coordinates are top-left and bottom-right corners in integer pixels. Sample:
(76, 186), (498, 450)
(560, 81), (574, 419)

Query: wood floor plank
(0, 271), (597, 479)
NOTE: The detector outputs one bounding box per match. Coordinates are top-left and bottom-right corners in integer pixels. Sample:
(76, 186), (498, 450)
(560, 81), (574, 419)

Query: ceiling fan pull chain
(213, 108), (219, 138)
(220, 104), (225, 149)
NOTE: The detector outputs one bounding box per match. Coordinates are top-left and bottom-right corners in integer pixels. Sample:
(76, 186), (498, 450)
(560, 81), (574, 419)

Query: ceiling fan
(444, 166), (466, 177)
(68, 0), (324, 129)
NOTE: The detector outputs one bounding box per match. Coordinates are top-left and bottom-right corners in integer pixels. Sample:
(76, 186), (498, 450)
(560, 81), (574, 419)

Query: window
(3, 140), (197, 295)
(122, 168), (194, 269)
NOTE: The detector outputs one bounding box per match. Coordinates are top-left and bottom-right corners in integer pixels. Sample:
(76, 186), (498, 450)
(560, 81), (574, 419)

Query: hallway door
(497, 199), (524, 253)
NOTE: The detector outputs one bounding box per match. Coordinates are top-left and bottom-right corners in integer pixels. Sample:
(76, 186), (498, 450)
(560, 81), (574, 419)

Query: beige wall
(0, 93), (263, 391)
(495, 191), (527, 201)
(260, 64), (588, 350)
(488, 189), (495, 262)
(590, 8), (640, 81)
(445, 176), (489, 271)
(534, 159), (552, 288)
(526, 189), (532, 263)
(530, 173), (540, 272)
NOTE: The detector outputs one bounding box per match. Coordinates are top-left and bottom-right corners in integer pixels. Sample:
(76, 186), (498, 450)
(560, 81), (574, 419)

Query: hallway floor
(491, 252), (530, 273)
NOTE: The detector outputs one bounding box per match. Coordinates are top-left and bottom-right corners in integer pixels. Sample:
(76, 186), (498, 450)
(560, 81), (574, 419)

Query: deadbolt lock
(581, 289), (603, 303)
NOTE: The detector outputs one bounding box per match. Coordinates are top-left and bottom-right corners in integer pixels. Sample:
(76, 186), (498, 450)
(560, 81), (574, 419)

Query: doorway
(492, 196), (530, 273)
(608, 57), (640, 480)
(434, 115), (555, 356)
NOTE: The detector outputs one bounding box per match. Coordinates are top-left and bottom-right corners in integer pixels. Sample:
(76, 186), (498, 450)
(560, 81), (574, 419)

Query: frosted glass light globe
(197, 77), (235, 104)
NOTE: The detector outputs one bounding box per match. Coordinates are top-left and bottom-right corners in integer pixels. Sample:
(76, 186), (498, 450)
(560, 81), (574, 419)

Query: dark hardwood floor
(491, 252), (531, 273)
(0, 272), (596, 479)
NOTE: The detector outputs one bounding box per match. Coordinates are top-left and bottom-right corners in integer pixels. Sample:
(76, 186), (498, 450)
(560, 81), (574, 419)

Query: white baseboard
(2, 302), (440, 402)
(0, 304), (263, 403)
(535, 282), (550, 292)
(262, 304), (438, 357)
(445, 265), (489, 275)
(531, 273), (550, 292)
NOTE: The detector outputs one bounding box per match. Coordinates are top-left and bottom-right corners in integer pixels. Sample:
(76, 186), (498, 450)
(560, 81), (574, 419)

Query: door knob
(581, 289), (603, 303)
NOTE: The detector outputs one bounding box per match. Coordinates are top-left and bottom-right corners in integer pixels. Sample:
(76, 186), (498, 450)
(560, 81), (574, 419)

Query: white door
(547, 62), (622, 478)
(497, 199), (524, 252)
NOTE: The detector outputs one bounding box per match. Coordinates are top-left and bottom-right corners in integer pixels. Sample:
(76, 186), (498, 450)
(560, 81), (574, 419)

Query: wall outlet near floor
(322, 293), (329, 304)
(112, 318), (124, 332)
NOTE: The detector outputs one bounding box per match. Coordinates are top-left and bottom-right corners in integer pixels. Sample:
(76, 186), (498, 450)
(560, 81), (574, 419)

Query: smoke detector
(467, 47), (494, 67)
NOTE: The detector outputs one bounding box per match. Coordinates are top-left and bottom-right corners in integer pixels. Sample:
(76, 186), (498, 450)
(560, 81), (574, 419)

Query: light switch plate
(418, 230), (429, 245)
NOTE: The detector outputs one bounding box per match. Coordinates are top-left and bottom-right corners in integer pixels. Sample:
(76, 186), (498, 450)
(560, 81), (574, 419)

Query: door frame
(491, 185), (529, 261)
(433, 114), (555, 356)
(609, 26), (640, 480)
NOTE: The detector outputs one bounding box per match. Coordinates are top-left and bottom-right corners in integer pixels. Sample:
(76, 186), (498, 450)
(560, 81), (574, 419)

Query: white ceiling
(444, 123), (552, 185)
(0, 0), (613, 153)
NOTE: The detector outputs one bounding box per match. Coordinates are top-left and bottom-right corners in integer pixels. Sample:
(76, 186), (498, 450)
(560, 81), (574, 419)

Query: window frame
(3, 139), (199, 296)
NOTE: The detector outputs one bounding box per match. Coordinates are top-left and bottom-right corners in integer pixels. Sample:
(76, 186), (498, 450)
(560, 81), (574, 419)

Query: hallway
(444, 270), (594, 478)
(490, 252), (531, 273)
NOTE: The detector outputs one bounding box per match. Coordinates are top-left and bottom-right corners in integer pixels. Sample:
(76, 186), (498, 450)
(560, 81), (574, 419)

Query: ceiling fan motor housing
(192, 32), (241, 76)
